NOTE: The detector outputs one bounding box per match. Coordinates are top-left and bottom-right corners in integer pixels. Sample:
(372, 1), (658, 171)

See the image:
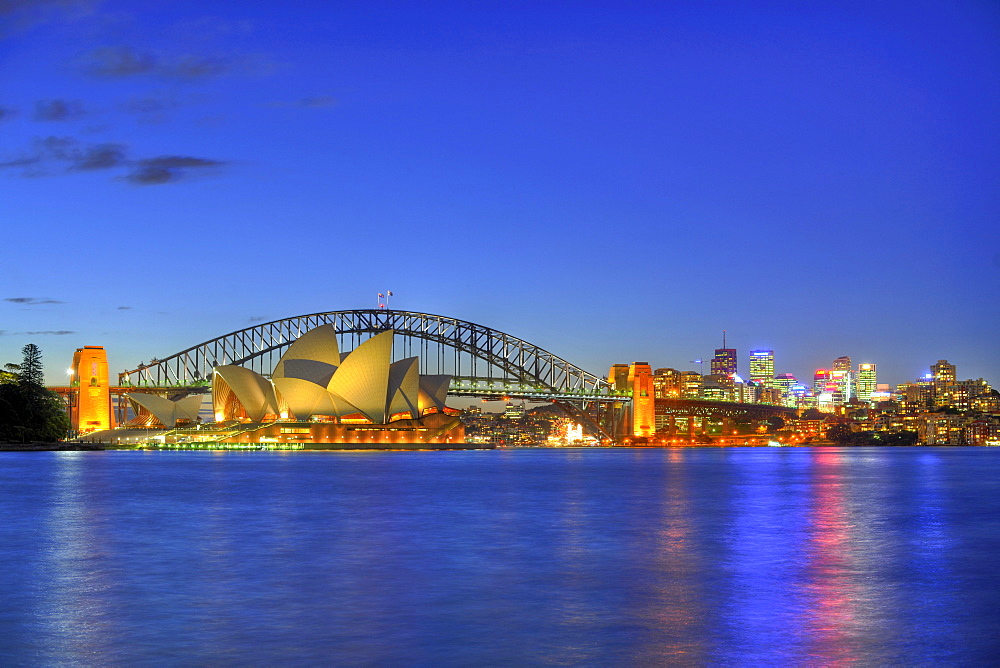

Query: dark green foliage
(828, 426), (919, 446)
(826, 423), (854, 443)
(0, 383), (69, 442)
(0, 344), (69, 442)
(764, 415), (786, 432)
(19, 343), (43, 386)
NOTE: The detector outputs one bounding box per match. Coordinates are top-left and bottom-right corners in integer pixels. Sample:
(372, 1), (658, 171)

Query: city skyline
(3, 1), (998, 387)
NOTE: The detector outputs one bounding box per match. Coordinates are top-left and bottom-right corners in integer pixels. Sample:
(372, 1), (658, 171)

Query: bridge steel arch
(118, 310), (628, 438)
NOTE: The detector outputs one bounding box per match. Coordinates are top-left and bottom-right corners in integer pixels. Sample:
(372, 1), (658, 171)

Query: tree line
(0, 344), (69, 442)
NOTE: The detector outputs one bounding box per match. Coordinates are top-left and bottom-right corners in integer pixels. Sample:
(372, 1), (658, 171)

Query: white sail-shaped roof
(418, 375), (452, 412)
(272, 323), (341, 380)
(327, 330), (393, 423)
(272, 377), (339, 420)
(387, 357), (420, 419)
(128, 393), (202, 427)
(213, 365), (280, 422)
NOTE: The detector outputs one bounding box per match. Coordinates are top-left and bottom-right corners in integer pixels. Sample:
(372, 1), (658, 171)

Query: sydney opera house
(126, 325), (464, 447)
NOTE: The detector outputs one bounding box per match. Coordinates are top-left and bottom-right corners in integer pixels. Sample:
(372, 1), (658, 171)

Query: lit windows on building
(749, 349), (774, 387)
(680, 371), (703, 399)
(856, 363), (877, 402)
(931, 360), (957, 384)
(711, 348), (737, 376)
(653, 368), (682, 399)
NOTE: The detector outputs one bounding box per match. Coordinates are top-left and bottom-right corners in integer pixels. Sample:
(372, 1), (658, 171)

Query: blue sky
(2, 0), (998, 387)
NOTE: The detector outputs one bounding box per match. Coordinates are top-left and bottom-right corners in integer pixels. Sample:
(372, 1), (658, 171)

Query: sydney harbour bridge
(64, 308), (792, 443)
(116, 309), (633, 440)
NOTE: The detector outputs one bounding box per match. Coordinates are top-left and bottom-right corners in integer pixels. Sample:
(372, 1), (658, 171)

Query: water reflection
(0, 448), (995, 664)
(642, 448), (708, 664)
(37, 453), (117, 662)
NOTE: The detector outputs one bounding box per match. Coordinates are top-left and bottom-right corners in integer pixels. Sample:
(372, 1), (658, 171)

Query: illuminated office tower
(680, 371), (703, 398)
(856, 363), (877, 402)
(653, 368), (681, 399)
(814, 369), (838, 408)
(749, 350), (774, 387)
(711, 332), (737, 376)
(773, 372), (799, 407)
(70, 345), (115, 434)
(813, 369), (833, 394)
(628, 362), (654, 437)
(831, 356), (854, 402)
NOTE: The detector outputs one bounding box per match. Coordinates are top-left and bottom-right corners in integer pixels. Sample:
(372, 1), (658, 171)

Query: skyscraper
(711, 331), (737, 376)
(856, 363), (877, 402)
(749, 349), (774, 387)
(832, 356), (854, 402)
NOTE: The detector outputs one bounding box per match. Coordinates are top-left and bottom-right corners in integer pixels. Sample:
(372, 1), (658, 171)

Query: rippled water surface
(1, 447), (999, 664)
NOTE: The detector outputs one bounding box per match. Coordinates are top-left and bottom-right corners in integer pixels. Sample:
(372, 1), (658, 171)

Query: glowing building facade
(711, 348), (737, 376)
(628, 362), (654, 437)
(70, 346), (115, 434)
(856, 363), (877, 402)
(749, 350), (774, 387)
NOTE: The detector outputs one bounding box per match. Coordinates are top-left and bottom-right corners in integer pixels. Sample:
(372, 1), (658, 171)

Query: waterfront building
(127, 393), (203, 428)
(749, 349), (774, 388)
(199, 325), (463, 445)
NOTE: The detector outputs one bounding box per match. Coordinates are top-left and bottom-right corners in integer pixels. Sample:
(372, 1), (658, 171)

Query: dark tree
(764, 415), (786, 432)
(20, 343), (43, 386)
(826, 423), (854, 444)
(0, 344), (69, 442)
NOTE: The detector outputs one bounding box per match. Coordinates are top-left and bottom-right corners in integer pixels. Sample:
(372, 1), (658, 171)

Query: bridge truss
(118, 310), (629, 440)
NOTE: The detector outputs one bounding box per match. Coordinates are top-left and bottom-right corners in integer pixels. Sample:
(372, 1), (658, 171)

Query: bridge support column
(70, 346), (115, 436)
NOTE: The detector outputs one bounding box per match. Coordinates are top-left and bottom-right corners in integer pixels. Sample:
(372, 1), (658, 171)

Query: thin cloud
(78, 45), (270, 81)
(0, 138), (224, 185)
(271, 95), (338, 109)
(0, 155), (40, 169)
(248, 316), (269, 322)
(117, 305), (132, 310)
(34, 99), (85, 121)
(0, 106), (16, 121)
(20, 330), (75, 335)
(126, 155), (226, 185)
(79, 46), (155, 78)
(73, 143), (126, 170)
(0, 0), (99, 38)
(4, 297), (64, 304)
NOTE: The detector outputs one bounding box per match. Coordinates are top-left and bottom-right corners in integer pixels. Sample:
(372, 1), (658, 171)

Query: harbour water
(1, 447), (998, 664)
